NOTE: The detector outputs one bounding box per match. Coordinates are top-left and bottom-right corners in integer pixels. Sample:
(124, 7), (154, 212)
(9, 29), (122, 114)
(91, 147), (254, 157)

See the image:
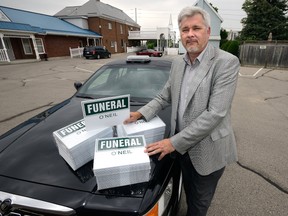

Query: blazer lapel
(170, 56), (186, 134)
(184, 45), (215, 109)
(173, 59), (186, 107)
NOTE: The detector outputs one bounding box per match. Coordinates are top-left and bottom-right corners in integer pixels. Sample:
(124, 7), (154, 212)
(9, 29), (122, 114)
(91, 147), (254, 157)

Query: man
(124, 6), (240, 216)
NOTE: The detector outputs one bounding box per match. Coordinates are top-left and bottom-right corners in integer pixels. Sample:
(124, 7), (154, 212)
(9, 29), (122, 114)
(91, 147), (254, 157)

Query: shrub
(221, 40), (240, 57)
(220, 41), (231, 51)
(227, 40), (240, 57)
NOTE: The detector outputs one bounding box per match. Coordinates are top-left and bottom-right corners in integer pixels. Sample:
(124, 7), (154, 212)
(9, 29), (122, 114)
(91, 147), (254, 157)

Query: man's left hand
(144, 139), (175, 160)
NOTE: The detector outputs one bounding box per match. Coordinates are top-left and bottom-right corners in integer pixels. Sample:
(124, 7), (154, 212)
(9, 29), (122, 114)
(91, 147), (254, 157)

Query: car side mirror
(74, 82), (83, 90)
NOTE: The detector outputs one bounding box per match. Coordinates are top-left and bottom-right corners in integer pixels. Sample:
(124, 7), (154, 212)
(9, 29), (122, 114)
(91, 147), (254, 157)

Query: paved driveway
(1, 56), (288, 215)
(207, 67), (288, 215)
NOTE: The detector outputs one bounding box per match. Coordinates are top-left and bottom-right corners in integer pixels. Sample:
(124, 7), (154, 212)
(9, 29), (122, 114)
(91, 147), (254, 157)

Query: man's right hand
(124, 112), (143, 124)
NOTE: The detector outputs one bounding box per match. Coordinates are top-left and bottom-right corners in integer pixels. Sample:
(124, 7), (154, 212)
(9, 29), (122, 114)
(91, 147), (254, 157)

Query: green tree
(146, 40), (157, 49)
(241, 0), (288, 40)
(220, 28), (228, 47)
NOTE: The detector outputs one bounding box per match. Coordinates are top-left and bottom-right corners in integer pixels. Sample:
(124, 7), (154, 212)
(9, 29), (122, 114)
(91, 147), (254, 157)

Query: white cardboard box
(53, 119), (113, 170)
(117, 115), (166, 144)
(93, 135), (151, 190)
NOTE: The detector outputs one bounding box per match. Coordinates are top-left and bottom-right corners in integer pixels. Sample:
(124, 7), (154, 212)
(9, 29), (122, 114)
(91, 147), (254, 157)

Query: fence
(126, 46), (146, 53)
(69, 47), (84, 58)
(0, 49), (9, 62)
(239, 42), (288, 68)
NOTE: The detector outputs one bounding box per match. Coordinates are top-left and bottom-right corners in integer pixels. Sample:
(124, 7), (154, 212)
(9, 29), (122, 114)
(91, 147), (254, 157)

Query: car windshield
(76, 63), (170, 103)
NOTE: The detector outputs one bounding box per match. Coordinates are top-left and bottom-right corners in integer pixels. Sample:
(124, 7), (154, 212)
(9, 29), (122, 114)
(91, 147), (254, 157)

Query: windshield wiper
(75, 94), (95, 99)
(129, 99), (147, 105)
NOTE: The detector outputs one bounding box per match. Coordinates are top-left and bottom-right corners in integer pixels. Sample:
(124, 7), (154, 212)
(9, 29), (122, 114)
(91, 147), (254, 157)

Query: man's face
(179, 14), (211, 56)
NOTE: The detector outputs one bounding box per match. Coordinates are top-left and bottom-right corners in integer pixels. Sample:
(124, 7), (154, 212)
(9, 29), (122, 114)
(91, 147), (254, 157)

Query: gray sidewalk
(1, 56), (288, 215)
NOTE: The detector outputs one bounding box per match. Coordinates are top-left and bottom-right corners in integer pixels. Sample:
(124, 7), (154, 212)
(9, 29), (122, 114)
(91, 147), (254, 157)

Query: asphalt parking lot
(1, 54), (288, 215)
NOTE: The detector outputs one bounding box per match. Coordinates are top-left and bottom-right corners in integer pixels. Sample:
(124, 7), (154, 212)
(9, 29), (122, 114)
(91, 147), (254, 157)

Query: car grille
(0, 191), (75, 216)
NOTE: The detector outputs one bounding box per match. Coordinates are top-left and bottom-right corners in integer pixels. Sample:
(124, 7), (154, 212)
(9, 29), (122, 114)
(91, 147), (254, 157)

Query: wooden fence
(239, 42), (288, 68)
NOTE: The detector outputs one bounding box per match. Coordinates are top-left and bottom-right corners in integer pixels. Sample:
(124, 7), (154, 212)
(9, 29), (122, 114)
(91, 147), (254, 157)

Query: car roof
(84, 46), (105, 49)
(104, 55), (172, 67)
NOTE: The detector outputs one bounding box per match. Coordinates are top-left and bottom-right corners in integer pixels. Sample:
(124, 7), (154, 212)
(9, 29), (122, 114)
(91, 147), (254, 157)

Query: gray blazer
(138, 44), (240, 175)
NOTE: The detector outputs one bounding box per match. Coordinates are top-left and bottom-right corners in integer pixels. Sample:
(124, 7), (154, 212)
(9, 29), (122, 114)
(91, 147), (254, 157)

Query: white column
(30, 35), (40, 60)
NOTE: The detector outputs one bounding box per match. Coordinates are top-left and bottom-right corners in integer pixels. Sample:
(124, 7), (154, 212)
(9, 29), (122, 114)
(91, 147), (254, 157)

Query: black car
(0, 56), (182, 216)
(83, 46), (111, 59)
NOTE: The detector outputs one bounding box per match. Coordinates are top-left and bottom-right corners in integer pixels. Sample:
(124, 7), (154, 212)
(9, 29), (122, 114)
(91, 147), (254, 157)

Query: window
(108, 23), (112, 30)
(121, 39), (124, 47)
(120, 25), (123, 34)
(21, 38), (33, 55)
(35, 38), (45, 54)
(0, 10), (10, 22)
(110, 41), (115, 47)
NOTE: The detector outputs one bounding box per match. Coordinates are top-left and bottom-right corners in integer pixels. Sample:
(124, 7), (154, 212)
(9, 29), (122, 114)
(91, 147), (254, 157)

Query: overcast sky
(1, 0), (246, 33)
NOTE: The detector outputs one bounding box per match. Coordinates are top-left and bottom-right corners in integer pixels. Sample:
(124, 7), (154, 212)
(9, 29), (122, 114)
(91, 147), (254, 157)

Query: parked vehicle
(83, 46), (111, 59)
(136, 49), (163, 57)
(0, 56), (182, 216)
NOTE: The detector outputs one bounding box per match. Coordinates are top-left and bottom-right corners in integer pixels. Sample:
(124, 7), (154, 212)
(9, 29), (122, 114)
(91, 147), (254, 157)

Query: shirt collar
(183, 44), (209, 65)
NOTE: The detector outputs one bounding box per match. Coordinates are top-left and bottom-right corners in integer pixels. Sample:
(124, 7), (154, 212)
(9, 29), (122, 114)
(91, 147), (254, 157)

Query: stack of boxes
(93, 135), (151, 190)
(117, 115), (166, 145)
(53, 95), (166, 190)
(53, 119), (113, 171)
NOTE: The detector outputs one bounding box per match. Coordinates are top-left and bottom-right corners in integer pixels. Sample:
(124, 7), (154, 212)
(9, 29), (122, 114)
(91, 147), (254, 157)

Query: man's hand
(144, 139), (175, 160)
(124, 112), (143, 124)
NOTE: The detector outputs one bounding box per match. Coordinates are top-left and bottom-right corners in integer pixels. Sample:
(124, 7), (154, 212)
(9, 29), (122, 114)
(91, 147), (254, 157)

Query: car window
(85, 47), (95, 51)
(77, 64), (169, 101)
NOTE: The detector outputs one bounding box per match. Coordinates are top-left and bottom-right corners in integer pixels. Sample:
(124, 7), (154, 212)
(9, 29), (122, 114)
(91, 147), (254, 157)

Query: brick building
(0, 6), (101, 62)
(55, 0), (140, 54)
(0, 0), (140, 62)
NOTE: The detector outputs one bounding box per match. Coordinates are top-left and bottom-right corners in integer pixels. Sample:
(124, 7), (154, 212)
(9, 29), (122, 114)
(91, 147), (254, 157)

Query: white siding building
(195, 0), (223, 47)
(179, 0), (223, 53)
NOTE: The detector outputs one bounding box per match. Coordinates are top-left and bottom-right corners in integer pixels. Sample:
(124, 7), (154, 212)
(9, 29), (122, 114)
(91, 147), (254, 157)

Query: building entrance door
(4, 38), (15, 60)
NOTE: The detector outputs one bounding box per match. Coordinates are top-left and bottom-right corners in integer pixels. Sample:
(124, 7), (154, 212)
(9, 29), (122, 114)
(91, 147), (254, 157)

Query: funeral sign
(96, 136), (145, 152)
(81, 95), (130, 131)
(94, 135), (148, 167)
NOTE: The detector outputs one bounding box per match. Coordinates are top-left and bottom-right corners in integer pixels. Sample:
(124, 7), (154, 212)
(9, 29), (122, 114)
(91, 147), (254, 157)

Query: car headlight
(144, 178), (173, 216)
(0, 191), (75, 216)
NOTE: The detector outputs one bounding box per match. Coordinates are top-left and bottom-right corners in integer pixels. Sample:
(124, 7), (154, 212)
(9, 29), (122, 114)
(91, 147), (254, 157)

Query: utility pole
(135, 8), (137, 23)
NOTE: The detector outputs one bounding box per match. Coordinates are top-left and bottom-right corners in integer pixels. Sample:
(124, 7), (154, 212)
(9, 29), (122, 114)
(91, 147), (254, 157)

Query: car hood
(0, 97), (167, 196)
(0, 98), (94, 190)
